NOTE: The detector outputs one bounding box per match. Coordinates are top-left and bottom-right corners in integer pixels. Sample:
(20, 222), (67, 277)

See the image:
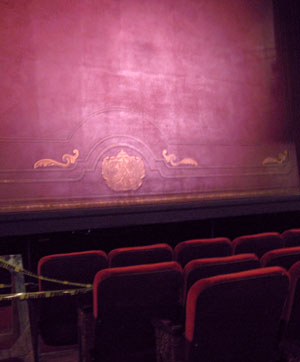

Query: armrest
(152, 318), (184, 336)
(152, 318), (185, 362)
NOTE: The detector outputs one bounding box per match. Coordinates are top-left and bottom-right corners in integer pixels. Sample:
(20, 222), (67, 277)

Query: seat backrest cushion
(175, 238), (232, 268)
(38, 250), (108, 290)
(38, 250), (108, 346)
(284, 261), (300, 340)
(183, 254), (260, 300)
(185, 267), (289, 362)
(232, 232), (283, 258)
(261, 246), (300, 270)
(108, 243), (173, 267)
(93, 261), (182, 362)
(0, 266), (12, 302)
(94, 261), (182, 319)
(281, 229), (300, 247)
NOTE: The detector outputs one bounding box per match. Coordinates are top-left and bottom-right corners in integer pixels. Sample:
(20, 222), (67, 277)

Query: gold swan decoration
(262, 150), (288, 166)
(162, 149), (198, 167)
(34, 149), (79, 168)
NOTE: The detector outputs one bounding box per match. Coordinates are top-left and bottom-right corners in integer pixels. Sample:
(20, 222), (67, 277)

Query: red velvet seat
(0, 266), (11, 308)
(232, 232), (283, 258)
(281, 229), (300, 248)
(92, 261), (182, 362)
(183, 253), (260, 302)
(38, 250), (108, 346)
(174, 238), (232, 268)
(0, 266), (13, 349)
(282, 261), (300, 343)
(185, 267), (289, 362)
(261, 246), (300, 270)
(108, 243), (173, 267)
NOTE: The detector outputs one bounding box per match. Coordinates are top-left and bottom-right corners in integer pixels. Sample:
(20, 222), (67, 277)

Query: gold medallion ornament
(34, 149), (79, 168)
(102, 150), (146, 191)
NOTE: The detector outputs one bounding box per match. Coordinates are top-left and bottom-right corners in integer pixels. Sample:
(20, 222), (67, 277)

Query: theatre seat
(232, 232), (283, 258)
(108, 243), (173, 267)
(174, 238), (232, 268)
(155, 267), (289, 362)
(183, 253), (260, 302)
(37, 250), (108, 346)
(183, 267), (289, 362)
(282, 261), (300, 343)
(91, 261), (182, 362)
(281, 229), (300, 247)
(0, 266), (13, 350)
(261, 246), (300, 270)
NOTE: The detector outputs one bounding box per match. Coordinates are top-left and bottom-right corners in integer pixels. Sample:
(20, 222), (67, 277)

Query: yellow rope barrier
(0, 283), (11, 289)
(0, 287), (93, 301)
(0, 257), (92, 288)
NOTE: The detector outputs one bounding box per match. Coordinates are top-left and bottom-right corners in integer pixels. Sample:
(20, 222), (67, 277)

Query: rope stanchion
(0, 257), (92, 288)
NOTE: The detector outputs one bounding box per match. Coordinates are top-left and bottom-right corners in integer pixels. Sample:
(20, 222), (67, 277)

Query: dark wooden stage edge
(1, 189), (300, 237)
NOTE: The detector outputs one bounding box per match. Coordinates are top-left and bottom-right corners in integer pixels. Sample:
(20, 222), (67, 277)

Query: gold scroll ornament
(162, 149), (198, 167)
(102, 150), (146, 191)
(34, 149), (79, 168)
(262, 150), (288, 166)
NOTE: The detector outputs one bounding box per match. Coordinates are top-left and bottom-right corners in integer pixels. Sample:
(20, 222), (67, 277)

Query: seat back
(93, 261), (182, 362)
(282, 261), (300, 341)
(232, 232), (283, 258)
(261, 246), (300, 269)
(174, 238), (232, 267)
(0, 264), (12, 306)
(281, 229), (300, 247)
(183, 254), (260, 302)
(0, 266), (13, 348)
(108, 243), (173, 267)
(185, 267), (289, 362)
(38, 250), (108, 346)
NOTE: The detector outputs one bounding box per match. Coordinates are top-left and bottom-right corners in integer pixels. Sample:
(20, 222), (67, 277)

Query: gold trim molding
(1, 188), (299, 214)
(162, 149), (198, 167)
(34, 149), (79, 169)
(102, 150), (146, 191)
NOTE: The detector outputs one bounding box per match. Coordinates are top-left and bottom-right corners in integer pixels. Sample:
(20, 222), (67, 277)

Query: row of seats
(2, 230), (300, 360)
(35, 234), (300, 360)
(113, 228), (300, 265)
(38, 231), (300, 287)
(87, 260), (299, 362)
(175, 229), (300, 264)
(3, 251), (298, 362)
(38, 229), (300, 277)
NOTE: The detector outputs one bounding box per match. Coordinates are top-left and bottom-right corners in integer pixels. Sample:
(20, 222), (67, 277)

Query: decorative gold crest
(162, 149), (198, 167)
(34, 149), (79, 168)
(102, 150), (146, 191)
(262, 150), (288, 166)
